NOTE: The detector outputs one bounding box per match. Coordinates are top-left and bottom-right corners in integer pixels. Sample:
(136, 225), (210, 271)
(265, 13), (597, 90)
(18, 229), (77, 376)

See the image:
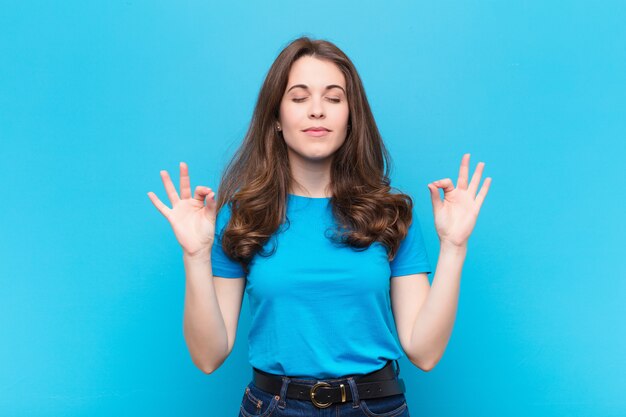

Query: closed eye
(292, 97), (342, 103)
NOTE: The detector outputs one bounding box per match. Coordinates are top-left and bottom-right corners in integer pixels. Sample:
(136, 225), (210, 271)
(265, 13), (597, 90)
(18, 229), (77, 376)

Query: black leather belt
(252, 360), (406, 409)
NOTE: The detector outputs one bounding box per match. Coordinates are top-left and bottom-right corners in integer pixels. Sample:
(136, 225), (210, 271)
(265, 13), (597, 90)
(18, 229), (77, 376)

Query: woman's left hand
(427, 153), (492, 248)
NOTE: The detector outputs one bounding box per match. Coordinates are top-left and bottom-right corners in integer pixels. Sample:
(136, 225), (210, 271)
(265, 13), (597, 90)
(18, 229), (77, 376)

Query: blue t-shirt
(211, 194), (432, 378)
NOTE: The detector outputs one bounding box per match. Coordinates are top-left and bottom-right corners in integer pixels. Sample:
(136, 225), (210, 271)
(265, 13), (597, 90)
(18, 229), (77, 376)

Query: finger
(160, 170), (180, 205)
(180, 162), (192, 200)
(193, 186), (213, 203)
(457, 153), (470, 190)
(202, 188), (217, 220)
(195, 186), (217, 221)
(433, 178), (455, 195)
(147, 192), (171, 220)
(468, 162), (485, 196)
(427, 183), (442, 211)
(475, 177), (492, 209)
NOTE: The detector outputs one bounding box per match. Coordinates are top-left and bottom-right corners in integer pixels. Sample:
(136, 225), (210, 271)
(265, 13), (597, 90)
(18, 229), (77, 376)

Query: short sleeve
(210, 203), (246, 278)
(389, 208), (432, 277)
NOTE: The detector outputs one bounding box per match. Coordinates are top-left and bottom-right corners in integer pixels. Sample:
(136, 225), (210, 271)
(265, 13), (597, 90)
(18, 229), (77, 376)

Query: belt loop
(394, 359), (400, 377)
(347, 377), (360, 408)
(277, 376), (291, 409)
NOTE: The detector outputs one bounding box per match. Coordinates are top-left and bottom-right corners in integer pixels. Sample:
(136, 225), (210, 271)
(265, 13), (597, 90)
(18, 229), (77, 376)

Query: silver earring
(276, 123), (281, 131)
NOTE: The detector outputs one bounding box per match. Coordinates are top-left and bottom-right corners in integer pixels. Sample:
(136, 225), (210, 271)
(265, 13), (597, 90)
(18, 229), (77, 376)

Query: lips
(303, 127), (330, 132)
(303, 128), (330, 137)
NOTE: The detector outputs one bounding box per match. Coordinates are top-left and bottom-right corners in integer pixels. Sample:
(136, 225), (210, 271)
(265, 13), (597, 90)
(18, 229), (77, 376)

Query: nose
(308, 96), (325, 119)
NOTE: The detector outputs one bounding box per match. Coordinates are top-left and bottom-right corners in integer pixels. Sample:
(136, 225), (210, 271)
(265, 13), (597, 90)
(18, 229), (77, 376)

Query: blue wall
(1, 1), (624, 416)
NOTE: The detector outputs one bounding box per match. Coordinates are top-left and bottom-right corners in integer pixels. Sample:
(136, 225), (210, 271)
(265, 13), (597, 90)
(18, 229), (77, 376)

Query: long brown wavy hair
(215, 36), (414, 275)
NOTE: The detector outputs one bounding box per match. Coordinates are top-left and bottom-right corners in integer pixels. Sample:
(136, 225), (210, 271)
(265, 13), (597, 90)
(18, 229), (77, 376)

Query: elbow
(418, 359), (437, 372)
(200, 365), (216, 375)
(408, 353), (440, 372)
(187, 341), (231, 375)
(192, 357), (217, 374)
(196, 359), (220, 375)
(193, 355), (226, 375)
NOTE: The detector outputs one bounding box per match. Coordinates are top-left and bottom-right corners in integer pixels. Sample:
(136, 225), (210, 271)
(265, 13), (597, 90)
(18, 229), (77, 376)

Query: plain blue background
(1, 1), (625, 416)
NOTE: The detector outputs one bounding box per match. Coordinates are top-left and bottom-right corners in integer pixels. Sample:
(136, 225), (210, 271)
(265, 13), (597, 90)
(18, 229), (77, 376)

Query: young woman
(148, 37), (491, 417)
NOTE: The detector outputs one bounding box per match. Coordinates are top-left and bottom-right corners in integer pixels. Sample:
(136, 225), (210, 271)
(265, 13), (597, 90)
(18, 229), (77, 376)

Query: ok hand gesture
(427, 154), (492, 248)
(147, 162), (217, 260)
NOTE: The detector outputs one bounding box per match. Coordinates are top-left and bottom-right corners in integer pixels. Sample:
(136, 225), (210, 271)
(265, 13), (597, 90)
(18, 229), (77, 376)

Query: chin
(293, 152), (334, 163)
(287, 143), (342, 163)
(305, 154), (334, 161)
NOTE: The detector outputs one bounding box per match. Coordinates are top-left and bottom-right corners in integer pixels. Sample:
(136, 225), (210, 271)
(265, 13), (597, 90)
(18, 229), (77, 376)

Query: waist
(252, 360), (405, 409)
(254, 359), (400, 382)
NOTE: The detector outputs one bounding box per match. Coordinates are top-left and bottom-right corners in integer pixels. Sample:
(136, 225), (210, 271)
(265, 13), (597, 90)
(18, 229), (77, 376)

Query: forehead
(286, 56), (345, 89)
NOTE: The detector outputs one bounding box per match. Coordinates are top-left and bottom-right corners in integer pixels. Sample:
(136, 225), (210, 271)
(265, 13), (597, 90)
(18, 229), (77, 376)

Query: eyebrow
(286, 84), (346, 94)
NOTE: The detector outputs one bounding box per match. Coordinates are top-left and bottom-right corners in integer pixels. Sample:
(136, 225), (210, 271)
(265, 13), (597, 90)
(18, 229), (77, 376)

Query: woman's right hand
(147, 162), (217, 260)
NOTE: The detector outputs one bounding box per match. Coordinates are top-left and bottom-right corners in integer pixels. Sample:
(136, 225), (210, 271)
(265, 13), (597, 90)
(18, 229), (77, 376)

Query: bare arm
(391, 243), (466, 371)
(392, 153), (490, 371)
(410, 242), (465, 370)
(147, 162), (245, 374)
(182, 254), (245, 374)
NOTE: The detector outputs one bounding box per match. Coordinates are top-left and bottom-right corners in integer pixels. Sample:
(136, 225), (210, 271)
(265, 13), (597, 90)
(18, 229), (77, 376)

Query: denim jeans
(238, 364), (410, 417)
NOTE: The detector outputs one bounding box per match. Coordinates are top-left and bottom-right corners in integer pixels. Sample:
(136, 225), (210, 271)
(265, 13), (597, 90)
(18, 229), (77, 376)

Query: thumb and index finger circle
(193, 186), (214, 203)
(427, 178), (455, 211)
(427, 183), (442, 211)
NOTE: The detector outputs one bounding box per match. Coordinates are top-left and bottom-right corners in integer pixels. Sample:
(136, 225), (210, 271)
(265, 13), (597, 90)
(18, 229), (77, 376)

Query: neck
(288, 154), (333, 198)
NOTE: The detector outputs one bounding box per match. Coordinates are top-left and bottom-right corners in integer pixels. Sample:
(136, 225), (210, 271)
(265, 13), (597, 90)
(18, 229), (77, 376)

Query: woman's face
(278, 56), (350, 165)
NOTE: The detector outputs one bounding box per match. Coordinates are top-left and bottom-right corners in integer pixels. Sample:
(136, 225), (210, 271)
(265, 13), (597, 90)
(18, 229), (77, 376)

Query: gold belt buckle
(310, 381), (332, 408)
